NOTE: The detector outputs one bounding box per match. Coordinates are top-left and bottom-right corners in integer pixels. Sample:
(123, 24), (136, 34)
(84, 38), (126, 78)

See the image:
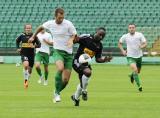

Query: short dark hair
(55, 8), (64, 16)
(96, 27), (106, 38)
(96, 27), (106, 32)
(24, 24), (32, 29)
(128, 23), (136, 27)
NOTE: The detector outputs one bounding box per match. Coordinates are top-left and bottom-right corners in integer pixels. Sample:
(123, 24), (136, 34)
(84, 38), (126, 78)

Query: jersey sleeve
(119, 34), (126, 43)
(140, 33), (146, 43)
(95, 44), (103, 59)
(77, 34), (90, 44)
(42, 21), (52, 30)
(68, 21), (77, 35)
(48, 33), (53, 42)
(16, 34), (22, 49)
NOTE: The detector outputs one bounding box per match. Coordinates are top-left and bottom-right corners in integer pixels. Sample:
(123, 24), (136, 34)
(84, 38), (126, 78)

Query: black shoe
(71, 95), (80, 106)
(129, 74), (134, 84)
(82, 91), (88, 101)
(138, 87), (143, 92)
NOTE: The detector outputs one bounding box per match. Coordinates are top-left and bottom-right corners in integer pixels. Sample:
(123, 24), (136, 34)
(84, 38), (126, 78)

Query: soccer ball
(78, 54), (92, 64)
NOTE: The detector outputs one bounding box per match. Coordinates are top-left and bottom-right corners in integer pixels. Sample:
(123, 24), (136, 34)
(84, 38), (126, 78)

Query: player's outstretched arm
(44, 39), (53, 46)
(96, 56), (112, 63)
(28, 25), (44, 43)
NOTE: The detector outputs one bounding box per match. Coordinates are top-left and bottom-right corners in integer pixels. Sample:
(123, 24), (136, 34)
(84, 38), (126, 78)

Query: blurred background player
(71, 27), (112, 106)
(16, 24), (41, 88)
(35, 29), (53, 86)
(118, 23), (147, 92)
(28, 8), (77, 103)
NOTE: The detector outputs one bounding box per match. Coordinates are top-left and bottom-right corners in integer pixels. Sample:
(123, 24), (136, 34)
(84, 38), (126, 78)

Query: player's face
(25, 25), (32, 34)
(94, 30), (106, 43)
(128, 25), (136, 35)
(55, 13), (64, 24)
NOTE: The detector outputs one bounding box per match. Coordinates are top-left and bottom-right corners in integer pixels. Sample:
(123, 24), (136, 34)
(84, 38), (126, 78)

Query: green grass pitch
(0, 64), (160, 118)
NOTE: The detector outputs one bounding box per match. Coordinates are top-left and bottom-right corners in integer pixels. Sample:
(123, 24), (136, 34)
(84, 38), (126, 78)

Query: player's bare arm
(140, 41), (147, 49)
(28, 26), (44, 43)
(96, 56), (112, 63)
(67, 34), (77, 48)
(118, 41), (127, 56)
(43, 39), (53, 46)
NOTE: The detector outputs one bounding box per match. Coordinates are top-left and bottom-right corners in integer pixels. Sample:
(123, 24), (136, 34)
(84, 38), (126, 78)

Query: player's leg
(59, 53), (73, 92)
(53, 60), (64, 102)
(81, 66), (91, 101)
(136, 57), (143, 91)
(71, 60), (82, 106)
(128, 57), (142, 91)
(21, 56), (29, 88)
(53, 50), (65, 102)
(43, 53), (50, 85)
(43, 64), (49, 85)
(35, 52), (43, 83)
(28, 55), (34, 79)
(127, 57), (135, 83)
(136, 57), (142, 74)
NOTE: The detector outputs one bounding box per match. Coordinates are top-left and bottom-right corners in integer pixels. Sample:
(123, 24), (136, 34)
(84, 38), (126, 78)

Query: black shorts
(73, 59), (92, 75)
(21, 55), (34, 68)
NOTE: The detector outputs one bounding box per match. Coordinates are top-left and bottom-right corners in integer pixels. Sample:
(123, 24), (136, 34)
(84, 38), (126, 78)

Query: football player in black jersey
(71, 27), (112, 106)
(16, 24), (41, 88)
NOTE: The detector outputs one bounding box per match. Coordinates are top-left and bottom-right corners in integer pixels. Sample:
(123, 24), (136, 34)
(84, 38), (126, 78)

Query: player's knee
(44, 67), (48, 72)
(28, 69), (32, 74)
(24, 66), (28, 70)
(134, 69), (138, 73)
(137, 68), (141, 73)
(83, 69), (92, 77)
(57, 66), (64, 72)
(63, 78), (69, 84)
(35, 64), (40, 69)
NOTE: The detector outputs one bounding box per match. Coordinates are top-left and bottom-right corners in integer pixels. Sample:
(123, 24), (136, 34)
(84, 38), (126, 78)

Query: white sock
(23, 69), (29, 80)
(82, 75), (90, 91)
(28, 73), (31, 80)
(75, 84), (82, 100)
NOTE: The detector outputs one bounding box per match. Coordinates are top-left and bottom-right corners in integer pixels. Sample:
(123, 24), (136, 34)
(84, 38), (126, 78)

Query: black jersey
(74, 34), (103, 60)
(16, 33), (41, 56)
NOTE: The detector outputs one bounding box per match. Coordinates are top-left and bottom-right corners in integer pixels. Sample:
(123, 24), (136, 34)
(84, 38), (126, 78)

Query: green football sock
(133, 72), (141, 87)
(55, 71), (62, 95)
(44, 71), (48, 80)
(36, 68), (42, 77)
(59, 81), (68, 92)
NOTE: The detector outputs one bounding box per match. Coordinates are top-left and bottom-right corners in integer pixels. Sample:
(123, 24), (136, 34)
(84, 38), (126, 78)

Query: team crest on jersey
(83, 48), (95, 57)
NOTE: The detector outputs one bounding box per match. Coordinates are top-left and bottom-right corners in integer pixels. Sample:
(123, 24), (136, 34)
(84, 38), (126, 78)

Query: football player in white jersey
(35, 29), (53, 86)
(118, 23), (147, 92)
(29, 8), (77, 102)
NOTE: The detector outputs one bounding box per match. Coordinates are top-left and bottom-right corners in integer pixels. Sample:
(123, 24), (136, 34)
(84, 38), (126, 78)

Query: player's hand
(28, 36), (34, 43)
(30, 44), (35, 48)
(122, 50), (127, 56)
(104, 56), (112, 62)
(67, 39), (73, 48)
(16, 48), (21, 53)
(139, 45), (145, 49)
(43, 39), (49, 45)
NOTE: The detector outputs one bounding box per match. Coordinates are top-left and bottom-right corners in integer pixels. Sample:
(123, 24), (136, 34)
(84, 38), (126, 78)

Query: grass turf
(0, 64), (159, 118)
